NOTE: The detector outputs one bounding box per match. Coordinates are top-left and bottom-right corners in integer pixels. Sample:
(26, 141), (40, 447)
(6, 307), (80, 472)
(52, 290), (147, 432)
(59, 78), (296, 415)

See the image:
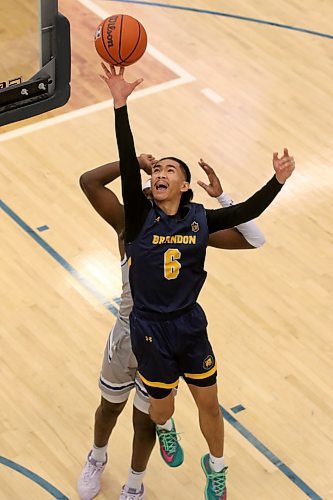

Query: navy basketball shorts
(129, 303), (217, 399)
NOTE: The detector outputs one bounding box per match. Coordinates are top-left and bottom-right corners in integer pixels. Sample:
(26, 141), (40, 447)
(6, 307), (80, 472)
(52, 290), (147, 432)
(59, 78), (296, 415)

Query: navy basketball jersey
(125, 202), (209, 314)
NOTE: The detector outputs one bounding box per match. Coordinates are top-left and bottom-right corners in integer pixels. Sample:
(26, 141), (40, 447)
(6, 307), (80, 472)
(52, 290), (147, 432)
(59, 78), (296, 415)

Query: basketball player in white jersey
(77, 154), (265, 500)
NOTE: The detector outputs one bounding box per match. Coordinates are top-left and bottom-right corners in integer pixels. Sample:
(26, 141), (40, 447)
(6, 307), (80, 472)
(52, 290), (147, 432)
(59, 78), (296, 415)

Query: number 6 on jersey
(164, 248), (181, 280)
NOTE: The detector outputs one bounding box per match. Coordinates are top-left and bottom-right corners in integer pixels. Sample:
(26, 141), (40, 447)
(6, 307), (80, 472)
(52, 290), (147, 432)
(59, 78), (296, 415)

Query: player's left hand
(100, 63), (143, 108)
(273, 148), (295, 184)
(197, 159), (223, 197)
(138, 154), (156, 174)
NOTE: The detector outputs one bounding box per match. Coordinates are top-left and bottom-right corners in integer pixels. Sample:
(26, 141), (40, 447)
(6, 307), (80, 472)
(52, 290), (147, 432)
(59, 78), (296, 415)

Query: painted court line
(0, 200), (119, 316)
(0, 199), (323, 500)
(114, 0), (333, 40)
(221, 408), (322, 500)
(0, 1), (195, 144)
(0, 456), (69, 500)
(145, 43), (194, 81)
(0, 78), (193, 143)
(201, 88), (224, 103)
(77, 0), (195, 80)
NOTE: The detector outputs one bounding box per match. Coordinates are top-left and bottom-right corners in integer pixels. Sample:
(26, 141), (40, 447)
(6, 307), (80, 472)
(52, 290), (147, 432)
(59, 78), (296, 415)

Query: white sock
(125, 468), (146, 491)
(156, 418), (173, 432)
(209, 453), (225, 472)
(91, 443), (108, 462)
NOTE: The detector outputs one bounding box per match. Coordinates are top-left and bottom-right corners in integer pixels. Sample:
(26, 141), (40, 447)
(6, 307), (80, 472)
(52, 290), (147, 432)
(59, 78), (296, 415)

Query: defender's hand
(138, 154), (156, 175)
(197, 158), (223, 197)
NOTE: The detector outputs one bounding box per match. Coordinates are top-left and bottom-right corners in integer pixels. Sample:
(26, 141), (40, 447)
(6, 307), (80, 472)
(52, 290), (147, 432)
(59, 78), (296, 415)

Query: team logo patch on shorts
(203, 355), (214, 370)
(191, 221), (199, 232)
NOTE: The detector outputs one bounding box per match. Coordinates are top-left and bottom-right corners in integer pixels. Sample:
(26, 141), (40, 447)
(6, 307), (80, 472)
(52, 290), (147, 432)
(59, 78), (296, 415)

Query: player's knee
(149, 406), (174, 425)
(99, 397), (126, 419)
(194, 390), (220, 417)
(133, 408), (156, 437)
(199, 399), (221, 418)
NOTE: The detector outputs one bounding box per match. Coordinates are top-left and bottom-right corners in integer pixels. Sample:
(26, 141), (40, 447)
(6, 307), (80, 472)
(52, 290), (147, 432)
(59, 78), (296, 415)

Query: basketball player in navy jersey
(100, 63), (295, 500)
(77, 154), (265, 500)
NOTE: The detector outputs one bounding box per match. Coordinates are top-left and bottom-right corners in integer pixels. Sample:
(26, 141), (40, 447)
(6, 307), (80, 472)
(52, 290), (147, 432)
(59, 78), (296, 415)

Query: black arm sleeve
(115, 105), (151, 242)
(206, 175), (283, 234)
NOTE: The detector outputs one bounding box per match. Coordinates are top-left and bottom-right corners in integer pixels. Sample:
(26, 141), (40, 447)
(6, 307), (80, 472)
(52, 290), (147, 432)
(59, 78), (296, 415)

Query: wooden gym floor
(0, 1), (332, 499)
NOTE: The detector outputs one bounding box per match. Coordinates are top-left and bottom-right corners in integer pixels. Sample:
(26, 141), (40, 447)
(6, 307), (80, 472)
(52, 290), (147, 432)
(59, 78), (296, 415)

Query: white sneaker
(77, 451), (107, 500)
(119, 484), (145, 500)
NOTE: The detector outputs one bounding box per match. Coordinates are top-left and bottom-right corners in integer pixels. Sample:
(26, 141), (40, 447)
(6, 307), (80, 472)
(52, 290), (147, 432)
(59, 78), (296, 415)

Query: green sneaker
(156, 417), (184, 467)
(201, 453), (228, 500)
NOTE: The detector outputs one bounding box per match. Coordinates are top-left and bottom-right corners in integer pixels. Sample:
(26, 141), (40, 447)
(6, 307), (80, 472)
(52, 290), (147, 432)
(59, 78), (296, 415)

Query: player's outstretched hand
(138, 154), (156, 174)
(273, 148), (295, 184)
(100, 63), (143, 108)
(197, 158), (223, 198)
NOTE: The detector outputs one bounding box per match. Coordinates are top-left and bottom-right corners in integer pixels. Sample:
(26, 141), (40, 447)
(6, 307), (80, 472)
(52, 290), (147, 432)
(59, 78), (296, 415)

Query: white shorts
(99, 317), (150, 414)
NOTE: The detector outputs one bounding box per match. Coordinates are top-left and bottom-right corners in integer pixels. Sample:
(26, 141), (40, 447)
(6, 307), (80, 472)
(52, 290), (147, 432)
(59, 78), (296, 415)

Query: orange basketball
(94, 14), (147, 67)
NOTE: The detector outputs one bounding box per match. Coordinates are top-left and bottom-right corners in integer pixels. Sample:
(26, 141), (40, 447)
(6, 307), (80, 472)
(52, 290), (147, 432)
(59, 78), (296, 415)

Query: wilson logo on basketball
(203, 356), (214, 370)
(106, 16), (118, 48)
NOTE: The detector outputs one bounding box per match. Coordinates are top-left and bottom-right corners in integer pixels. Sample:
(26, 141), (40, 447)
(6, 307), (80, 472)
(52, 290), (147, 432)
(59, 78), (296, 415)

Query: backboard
(0, 0), (70, 126)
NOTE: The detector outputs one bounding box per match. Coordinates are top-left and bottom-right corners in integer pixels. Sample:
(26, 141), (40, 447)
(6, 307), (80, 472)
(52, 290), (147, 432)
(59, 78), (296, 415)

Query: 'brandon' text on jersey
(152, 234), (197, 245)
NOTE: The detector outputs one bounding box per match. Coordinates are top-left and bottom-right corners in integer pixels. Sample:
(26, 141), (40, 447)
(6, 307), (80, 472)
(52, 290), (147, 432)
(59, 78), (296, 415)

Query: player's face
(151, 159), (189, 202)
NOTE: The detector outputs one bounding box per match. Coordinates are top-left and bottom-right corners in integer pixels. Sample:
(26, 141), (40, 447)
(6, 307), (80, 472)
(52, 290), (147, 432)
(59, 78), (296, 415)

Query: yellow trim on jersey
(138, 371), (179, 389)
(184, 364), (217, 380)
(127, 257), (132, 267)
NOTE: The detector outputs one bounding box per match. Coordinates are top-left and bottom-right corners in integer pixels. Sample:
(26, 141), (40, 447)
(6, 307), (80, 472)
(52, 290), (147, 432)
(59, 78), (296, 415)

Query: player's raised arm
(80, 160), (124, 233)
(79, 154), (155, 234)
(100, 63), (150, 242)
(204, 150), (295, 234)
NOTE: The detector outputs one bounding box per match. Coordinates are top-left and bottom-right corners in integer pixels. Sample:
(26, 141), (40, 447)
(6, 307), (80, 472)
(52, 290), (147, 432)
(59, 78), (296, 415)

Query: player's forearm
(115, 105), (143, 202)
(206, 175), (282, 233)
(79, 161), (120, 192)
(216, 192), (266, 247)
(114, 104), (149, 242)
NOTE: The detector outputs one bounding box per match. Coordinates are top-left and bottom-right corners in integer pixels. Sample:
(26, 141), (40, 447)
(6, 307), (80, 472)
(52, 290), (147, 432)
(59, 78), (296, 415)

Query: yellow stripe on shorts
(184, 363), (217, 380)
(138, 371), (179, 389)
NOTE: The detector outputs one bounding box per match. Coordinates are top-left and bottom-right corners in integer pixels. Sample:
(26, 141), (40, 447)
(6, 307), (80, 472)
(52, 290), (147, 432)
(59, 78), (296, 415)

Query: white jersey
(118, 256), (133, 321)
